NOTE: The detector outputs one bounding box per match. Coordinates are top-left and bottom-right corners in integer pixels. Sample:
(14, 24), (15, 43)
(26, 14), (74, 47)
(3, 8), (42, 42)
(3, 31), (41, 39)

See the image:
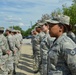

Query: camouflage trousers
(0, 70), (8, 75)
(0, 55), (8, 75)
(40, 54), (48, 75)
(14, 50), (19, 66)
(18, 50), (21, 61)
(0, 65), (8, 75)
(6, 53), (13, 74)
(41, 64), (47, 75)
(34, 51), (41, 71)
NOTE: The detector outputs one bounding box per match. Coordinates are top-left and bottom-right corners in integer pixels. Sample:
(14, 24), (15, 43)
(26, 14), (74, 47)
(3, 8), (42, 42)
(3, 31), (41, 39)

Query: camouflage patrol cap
(15, 30), (18, 32)
(46, 19), (59, 24)
(0, 27), (4, 31)
(35, 22), (47, 28)
(16, 30), (20, 33)
(59, 15), (70, 25)
(38, 22), (46, 26)
(6, 28), (12, 31)
(35, 24), (41, 28)
(45, 15), (60, 24)
(12, 30), (17, 32)
(46, 15), (70, 25)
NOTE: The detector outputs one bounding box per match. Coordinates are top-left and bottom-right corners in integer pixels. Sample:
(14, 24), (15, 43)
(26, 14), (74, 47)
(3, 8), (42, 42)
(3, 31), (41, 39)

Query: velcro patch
(66, 48), (76, 56)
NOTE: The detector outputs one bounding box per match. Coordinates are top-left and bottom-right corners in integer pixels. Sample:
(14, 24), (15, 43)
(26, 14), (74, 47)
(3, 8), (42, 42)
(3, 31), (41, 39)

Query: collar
(53, 33), (66, 45)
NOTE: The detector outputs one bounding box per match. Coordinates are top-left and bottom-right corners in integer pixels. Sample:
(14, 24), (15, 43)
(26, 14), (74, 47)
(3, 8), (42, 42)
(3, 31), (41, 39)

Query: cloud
(4, 16), (22, 23)
(0, 0), (72, 30)
(18, 23), (25, 26)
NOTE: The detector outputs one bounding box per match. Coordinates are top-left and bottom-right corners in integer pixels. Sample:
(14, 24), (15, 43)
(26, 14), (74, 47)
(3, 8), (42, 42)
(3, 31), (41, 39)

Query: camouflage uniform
(15, 33), (21, 61)
(11, 32), (19, 74)
(0, 29), (9, 75)
(0, 48), (8, 75)
(33, 31), (45, 71)
(16, 31), (22, 60)
(36, 31), (45, 59)
(40, 33), (54, 75)
(46, 15), (76, 75)
(12, 30), (20, 65)
(31, 34), (36, 57)
(33, 34), (40, 70)
(67, 31), (76, 43)
(18, 31), (23, 45)
(48, 33), (76, 75)
(6, 32), (14, 75)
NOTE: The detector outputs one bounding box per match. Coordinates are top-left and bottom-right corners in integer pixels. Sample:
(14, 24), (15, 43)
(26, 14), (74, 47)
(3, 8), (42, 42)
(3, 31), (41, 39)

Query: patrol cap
(6, 28), (12, 32)
(36, 22), (47, 28)
(35, 24), (41, 28)
(46, 19), (59, 24)
(38, 22), (47, 26)
(59, 15), (70, 25)
(16, 30), (21, 33)
(46, 15), (70, 26)
(11, 30), (17, 33)
(0, 27), (4, 31)
(14, 30), (17, 32)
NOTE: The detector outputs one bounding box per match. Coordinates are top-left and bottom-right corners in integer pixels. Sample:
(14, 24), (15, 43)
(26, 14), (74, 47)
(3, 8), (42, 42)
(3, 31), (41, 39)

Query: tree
(24, 23), (37, 36)
(10, 26), (22, 30)
(62, 0), (76, 33)
(73, 0), (76, 4)
(62, 3), (76, 25)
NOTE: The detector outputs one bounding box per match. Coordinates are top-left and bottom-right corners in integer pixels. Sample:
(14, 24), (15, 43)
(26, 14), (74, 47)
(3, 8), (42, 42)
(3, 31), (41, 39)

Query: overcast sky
(0, 0), (72, 30)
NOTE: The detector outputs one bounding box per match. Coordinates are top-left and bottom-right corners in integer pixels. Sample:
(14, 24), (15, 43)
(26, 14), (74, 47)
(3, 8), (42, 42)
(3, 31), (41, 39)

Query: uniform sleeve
(67, 32), (76, 43)
(0, 37), (9, 54)
(7, 37), (14, 51)
(63, 42), (76, 75)
(20, 34), (23, 44)
(34, 35), (40, 44)
(15, 38), (20, 50)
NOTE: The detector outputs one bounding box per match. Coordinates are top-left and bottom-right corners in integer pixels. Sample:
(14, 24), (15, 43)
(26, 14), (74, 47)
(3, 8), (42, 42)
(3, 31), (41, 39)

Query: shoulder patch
(66, 48), (76, 56)
(70, 48), (76, 56)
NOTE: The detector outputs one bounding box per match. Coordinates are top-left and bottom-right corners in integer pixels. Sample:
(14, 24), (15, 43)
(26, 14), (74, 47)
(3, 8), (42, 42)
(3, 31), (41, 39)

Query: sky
(0, 0), (72, 30)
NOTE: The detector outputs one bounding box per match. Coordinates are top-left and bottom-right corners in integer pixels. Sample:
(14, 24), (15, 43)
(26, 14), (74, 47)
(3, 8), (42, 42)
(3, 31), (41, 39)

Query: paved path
(16, 39), (34, 75)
